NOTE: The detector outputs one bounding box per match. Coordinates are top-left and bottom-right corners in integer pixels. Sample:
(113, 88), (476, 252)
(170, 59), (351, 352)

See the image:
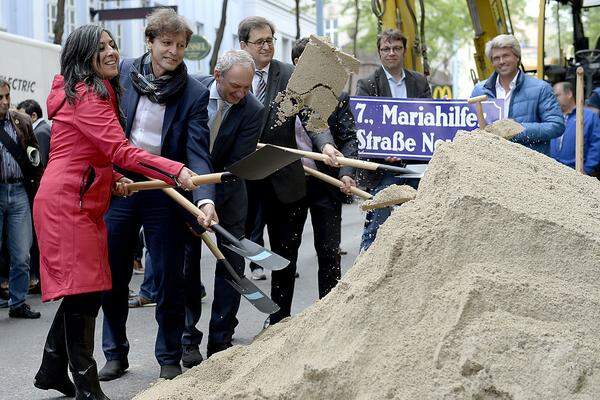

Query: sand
(360, 184), (417, 211)
(135, 130), (600, 400)
(275, 35), (360, 132)
(484, 118), (525, 140)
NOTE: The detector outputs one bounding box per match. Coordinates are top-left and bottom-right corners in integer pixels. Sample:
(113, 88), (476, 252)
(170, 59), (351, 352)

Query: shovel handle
(467, 95), (488, 129)
(127, 172), (233, 193)
(576, 67), (584, 173)
(257, 143), (402, 172)
(200, 233), (225, 260)
(303, 165), (372, 199)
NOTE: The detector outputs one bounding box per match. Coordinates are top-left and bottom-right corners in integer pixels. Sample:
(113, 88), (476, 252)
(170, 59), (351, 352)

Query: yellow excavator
(371, 0), (600, 97)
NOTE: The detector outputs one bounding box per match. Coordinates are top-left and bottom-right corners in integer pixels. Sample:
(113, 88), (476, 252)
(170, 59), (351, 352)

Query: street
(1, 204), (364, 400)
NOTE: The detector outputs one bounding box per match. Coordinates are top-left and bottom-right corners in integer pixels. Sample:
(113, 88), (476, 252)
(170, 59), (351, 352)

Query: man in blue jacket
(99, 9), (216, 381)
(471, 34), (564, 155)
(550, 81), (600, 174)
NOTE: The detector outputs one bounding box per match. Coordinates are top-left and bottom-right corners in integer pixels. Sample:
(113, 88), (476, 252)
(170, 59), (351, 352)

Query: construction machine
(370, 0), (600, 96)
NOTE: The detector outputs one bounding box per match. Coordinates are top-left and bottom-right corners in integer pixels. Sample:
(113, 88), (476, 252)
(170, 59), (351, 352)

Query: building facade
(0, 0), (317, 74)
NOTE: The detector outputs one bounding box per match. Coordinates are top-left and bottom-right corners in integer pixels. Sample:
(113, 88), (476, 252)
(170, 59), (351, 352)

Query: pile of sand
(135, 130), (600, 400)
(360, 184), (417, 211)
(275, 35), (360, 132)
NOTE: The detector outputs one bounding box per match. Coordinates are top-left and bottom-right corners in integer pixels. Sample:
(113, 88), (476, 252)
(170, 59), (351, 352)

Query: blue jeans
(139, 250), (157, 301)
(0, 183), (32, 308)
(360, 175), (419, 252)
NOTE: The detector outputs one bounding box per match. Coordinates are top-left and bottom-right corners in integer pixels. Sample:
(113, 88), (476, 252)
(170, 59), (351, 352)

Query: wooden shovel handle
(127, 172), (228, 193)
(467, 95), (488, 129)
(576, 67), (584, 173)
(257, 143), (385, 172)
(303, 165), (372, 199)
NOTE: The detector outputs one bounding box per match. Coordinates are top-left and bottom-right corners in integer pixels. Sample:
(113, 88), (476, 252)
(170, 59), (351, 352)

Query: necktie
(255, 70), (267, 105)
(209, 99), (224, 152)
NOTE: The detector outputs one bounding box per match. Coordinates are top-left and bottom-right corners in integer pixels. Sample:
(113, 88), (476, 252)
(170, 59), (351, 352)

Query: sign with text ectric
(350, 97), (504, 160)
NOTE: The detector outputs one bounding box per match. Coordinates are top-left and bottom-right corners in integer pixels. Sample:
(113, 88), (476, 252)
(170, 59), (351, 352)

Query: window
(325, 18), (339, 46)
(47, 0), (76, 43)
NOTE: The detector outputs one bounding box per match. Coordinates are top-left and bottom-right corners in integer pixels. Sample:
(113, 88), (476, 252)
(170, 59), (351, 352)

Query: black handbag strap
(0, 122), (31, 176)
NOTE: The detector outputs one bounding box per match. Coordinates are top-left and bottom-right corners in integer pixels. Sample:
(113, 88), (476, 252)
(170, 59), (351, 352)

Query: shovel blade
(223, 238), (290, 271)
(227, 145), (302, 180)
(226, 277), (280, 314)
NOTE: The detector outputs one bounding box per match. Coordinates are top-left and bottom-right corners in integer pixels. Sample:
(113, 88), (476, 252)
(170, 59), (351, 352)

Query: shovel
(161, 187), (289, 271)
(126, 172), (237, 193)
(257, 143), (419, 174)
(199, 231), (280, 314)
(302, 165), (415, 211)
(467, 95), (488, 129)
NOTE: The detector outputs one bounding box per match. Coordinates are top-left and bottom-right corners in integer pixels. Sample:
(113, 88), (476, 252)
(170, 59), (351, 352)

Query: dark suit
(355, 66), (431, 251)
(101, 58), (213, 367)
(33, 119), (51, 167)
(298, 92), (358, 298)
(245, 59), (314, 324)
(185, 75), (264, 355)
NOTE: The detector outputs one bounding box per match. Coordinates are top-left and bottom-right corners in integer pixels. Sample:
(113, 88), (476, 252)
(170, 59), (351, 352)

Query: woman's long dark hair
(60, 25), (121, 104)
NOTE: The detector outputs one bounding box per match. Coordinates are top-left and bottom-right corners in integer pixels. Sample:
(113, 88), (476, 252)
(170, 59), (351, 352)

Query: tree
(210, 0), (229, 74)
(53, 0), (66, 45)
(295, 0), (301, 39)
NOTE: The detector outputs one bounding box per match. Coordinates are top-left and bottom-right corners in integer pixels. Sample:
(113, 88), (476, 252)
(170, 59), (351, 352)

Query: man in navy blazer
(99, 9), (216, 381)
(187, 50), (264, 359)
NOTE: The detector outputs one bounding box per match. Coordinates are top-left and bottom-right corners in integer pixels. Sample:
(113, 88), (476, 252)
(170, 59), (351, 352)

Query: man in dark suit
(16, 99), (50, 295)
(185, 50), (265, 359)
(291, 37), (358, 299)
(238, 17), (341, 325)
(355, 29), (431, 251)
(17, 99), (51, 167)
(99, 9), (215, 381)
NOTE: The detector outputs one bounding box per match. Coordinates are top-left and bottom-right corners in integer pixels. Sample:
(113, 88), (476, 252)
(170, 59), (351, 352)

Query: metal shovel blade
(227, 145), (302, 180)
(222, 238), (290, 271)
(225, 277), (280, 314)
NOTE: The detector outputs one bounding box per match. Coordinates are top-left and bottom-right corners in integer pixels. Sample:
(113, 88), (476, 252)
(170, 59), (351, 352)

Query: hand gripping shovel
(161, 187), (289, 271)
(126, 172), (237, 193)
(198, 231), (280, 314)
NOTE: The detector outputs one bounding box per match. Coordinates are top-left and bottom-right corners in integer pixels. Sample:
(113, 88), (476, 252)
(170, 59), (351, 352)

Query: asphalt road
(1, 204), (364, 400)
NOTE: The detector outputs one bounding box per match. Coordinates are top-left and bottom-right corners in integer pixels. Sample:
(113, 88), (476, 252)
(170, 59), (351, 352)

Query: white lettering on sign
(379, 104), (480, 128)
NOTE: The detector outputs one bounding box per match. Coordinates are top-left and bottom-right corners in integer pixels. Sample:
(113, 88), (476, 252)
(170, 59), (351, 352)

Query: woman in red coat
(32, 25), (199, 400)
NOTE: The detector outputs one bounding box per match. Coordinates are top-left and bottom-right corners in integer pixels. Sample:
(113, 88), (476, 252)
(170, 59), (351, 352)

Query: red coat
(34, 75), (184, 302)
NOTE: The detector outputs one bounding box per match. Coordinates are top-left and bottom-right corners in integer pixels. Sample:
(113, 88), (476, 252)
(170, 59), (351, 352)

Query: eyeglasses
(380, 46), (404, 54)
(246, 37), (277, 48)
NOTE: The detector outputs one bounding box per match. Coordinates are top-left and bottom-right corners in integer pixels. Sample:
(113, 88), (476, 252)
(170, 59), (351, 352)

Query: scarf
(129, 52), (187, 104)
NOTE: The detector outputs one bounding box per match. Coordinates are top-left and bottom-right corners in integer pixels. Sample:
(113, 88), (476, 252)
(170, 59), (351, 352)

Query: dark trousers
(244, 180), (265, 272)
(260, 181), (306, 325)
(184, 185), (247, 348)
(101, 190), (186, 366)
(302, 176), (342, 299)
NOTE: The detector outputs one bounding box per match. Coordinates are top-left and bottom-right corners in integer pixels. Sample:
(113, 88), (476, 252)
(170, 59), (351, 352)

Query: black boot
(34, 307), (76, 397)
(64, 312), (110, 400)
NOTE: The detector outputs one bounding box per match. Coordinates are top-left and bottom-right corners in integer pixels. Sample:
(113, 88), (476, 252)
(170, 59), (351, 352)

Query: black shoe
(159, 364), (182, 380)
(34, 306), (76, 397)
(206, 341), (232, 358)
(9, 303), (41, 319)
(98, 359), (129, 381)
(63, 312), (110, 399)
(182, 345), (204, 368)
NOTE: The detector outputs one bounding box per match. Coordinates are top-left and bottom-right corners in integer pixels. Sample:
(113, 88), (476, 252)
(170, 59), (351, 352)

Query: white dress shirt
(495, 70), (520, 119)
(383, 67), (407, 99)
(130, 95), (166, 155)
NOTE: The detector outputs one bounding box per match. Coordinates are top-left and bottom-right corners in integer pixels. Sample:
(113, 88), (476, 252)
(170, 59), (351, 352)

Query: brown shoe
(128, 295), (156, 308)
(132, 259), (144, 275)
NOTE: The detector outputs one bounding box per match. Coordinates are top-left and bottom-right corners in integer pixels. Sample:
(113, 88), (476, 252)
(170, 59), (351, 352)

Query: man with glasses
(238, 16), (340, 326)
(355, 29), (431, 251)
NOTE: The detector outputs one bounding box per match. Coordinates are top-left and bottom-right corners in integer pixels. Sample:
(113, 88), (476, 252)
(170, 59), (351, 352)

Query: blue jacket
(119, 58), (214, 202)
(471, 72), (564, 155)
(550, 108), (600, 175)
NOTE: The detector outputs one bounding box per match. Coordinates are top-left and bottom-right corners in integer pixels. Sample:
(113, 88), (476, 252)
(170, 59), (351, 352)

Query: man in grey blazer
(17, 99), (51, 167)
(239, 16), (341, 325)
(355, 29), (431, 251)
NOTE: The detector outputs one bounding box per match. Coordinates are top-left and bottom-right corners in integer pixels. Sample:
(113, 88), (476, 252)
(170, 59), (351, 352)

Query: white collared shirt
(252, 62), (270, 94)
(495, 71), (519, 119)
(130, 95), (166, 155)
(208, 81), (232, 125)
(32, 118), (43, 130)
(382, 67), (407, 99)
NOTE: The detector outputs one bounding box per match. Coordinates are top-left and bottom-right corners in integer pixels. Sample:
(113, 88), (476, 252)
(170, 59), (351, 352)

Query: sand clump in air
(135, 130), (600, 400)
(360, 184), (417, 211)
(484, 118), (524, 140)
(274, 35), (360, 132)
